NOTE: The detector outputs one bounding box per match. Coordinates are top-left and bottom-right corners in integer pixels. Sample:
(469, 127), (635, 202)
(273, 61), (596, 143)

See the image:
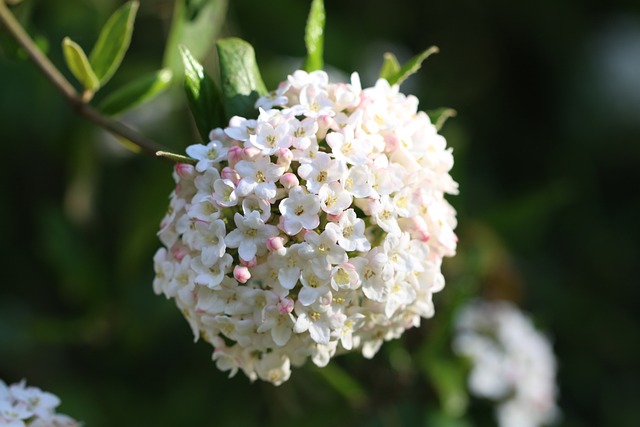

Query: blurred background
(1, 0), (639, 425)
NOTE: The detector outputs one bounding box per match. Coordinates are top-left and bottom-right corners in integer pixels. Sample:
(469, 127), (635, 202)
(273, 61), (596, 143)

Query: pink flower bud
(266, 236), (285, 254)
(243, 147), (261, 160)
(316, 115), (333, 139)
(279, 173), (299, 189)
(241, 257), (258, 268)
(171, 244), (189, 261)
(227, 146), (243, 166)
(326, 212), (342, 222)
(384, 134), (400, 152)
(233, 265), (251, 283)
(221, 167), (240, 184)
(276, 148), (293, 168)
(277, 298), (294, 314)
(175, 163), (195, 179)
(404, 216), (430, 242)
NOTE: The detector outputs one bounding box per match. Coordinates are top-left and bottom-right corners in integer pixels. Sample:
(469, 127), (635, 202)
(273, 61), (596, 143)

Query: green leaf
(378, 52), (401, 81)
(180, 45), (223, 141)
(163, 0), (228, 77)
(303, 0), (325, 72)
(89, 0), (139, 86)
(62, 37), (100, 92)
(98, 69), (173, 117)
(386, 45), (439, 86)
(216, 37), (267, 120)
(428, 107), (457, 131)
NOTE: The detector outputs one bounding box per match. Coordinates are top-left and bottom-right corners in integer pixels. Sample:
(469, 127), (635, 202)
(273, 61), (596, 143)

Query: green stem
(0, 0), (180, 161)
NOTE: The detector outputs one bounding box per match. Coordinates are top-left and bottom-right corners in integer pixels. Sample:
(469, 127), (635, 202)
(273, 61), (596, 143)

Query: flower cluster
(453, 300), (559, 427)
(0, 380), (80, 427)
(153, 69), (458, 384)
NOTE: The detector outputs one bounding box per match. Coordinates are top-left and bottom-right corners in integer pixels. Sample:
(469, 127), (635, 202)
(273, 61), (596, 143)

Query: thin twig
(0, 0), (174, 159)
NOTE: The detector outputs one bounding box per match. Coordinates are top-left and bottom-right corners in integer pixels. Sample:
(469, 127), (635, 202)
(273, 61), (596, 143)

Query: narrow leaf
(216, 37), (267, 120)
(98, 69), (173, 117)
(180, 45), (223, 141)
(62, 37), (100, 92)
(387, 45), (439, 86)
(428, 107), (457, 131)
(163, 0), (228, 77)
(89, 0), (139, 86)
(303, 0), (325, 72)
(378, 52), (401, 81)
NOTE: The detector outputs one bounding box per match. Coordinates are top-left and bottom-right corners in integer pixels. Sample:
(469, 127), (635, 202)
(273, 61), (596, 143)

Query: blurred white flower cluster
(0, 380), (79, 427)
(153, 69), (458, 384)
(454, 300), (559, 427)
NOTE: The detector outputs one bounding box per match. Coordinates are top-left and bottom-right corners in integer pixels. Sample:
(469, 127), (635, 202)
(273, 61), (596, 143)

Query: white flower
(278, 186), (321, 235)
(191, 253), (233, 289)
(332, 312), (365, 350)
(186, 140), (228, 172)
(370, 195), (401, 235)
(235, 156), (285, 200)
(189, 220), (227, 266)
(293, 299), (332, 344)
(249, 120), (292, 155)
(290, 117), (318, 150)
(257, 301), (295, 346)
(326, 125), (370, 165)
(318, 181), (352, 215)
(325, 208), (370, 252)
(211, 179), (238, 207)
(224, 116), (256, 141)
(254, 353), (291, 386)
(297, 152), (346, 194)
(225, 211), (279, 261)
(340, 165), (373, 198)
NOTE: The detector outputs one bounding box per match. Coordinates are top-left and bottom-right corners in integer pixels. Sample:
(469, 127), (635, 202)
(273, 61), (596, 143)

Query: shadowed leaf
(216, 37), (267, 120)
(180, 45), (223, 141)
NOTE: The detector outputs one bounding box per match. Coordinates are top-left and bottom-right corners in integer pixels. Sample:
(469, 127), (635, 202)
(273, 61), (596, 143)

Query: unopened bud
(221, 167), (240, 184)
(233, 265), (251, 283)
(241, 257), (258, 268)
(227, 146), (244, 166)
(277, 298), (294, 314)
(266, 236), (285, 254)
(175, 163), (195, 179)
(279, 173), (299, 189)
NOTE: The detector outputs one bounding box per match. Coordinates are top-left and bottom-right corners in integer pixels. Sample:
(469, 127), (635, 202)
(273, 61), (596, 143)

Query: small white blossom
(297, 152), (346, 194)
(225, 211), (279, 261)
(278, 186), (321, 235)
(318, 181), (352, 215)
(235, 156), (285, 200)
(325, 208), (370, 252)
(186, 140), (228, 172)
